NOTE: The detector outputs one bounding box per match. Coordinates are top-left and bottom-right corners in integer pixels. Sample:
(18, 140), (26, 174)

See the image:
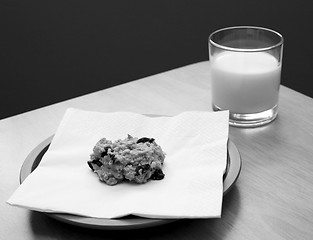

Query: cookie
(88, 135), (165, 185)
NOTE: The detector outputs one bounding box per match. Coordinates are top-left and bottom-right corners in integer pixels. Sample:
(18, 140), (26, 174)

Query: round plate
(20, 136), (241, 230)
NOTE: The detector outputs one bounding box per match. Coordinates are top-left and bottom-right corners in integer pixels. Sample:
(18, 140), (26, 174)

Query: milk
(211, 51), (281, 114)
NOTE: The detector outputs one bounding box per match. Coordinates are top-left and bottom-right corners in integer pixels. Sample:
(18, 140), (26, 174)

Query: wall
(1, 0), (312, 119)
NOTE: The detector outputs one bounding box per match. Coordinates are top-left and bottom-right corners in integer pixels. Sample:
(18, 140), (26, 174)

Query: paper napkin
(7, 108), (229, 219)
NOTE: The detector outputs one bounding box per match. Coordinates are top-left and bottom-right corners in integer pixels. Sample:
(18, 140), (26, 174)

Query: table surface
(1, 61), (313, 240)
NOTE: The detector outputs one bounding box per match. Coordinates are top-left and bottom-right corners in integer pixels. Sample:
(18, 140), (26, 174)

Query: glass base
(213, 104), (278, 128)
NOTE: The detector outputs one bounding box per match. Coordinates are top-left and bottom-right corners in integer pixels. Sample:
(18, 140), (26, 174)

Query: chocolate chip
(150, 169), (165, 180)
(142, 164), (150, 170)
(137, 137), (155, 144)
(87, 159), (103, 170)
(135, 164), (151, 176)
(100, 147), (111, 157)
(87, 161), (94, 170)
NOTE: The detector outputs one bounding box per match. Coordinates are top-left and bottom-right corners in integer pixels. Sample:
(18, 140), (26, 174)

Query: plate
(20, 136), (241, 230)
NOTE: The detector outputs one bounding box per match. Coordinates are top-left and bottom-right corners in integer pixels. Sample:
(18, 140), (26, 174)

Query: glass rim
(209, 26), (284, 52)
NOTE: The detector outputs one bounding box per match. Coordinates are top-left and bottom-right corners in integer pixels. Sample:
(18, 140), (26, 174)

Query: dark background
(1, 0), (312, 119)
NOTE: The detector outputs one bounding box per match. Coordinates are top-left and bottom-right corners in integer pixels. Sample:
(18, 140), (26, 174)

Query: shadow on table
(29, 186), (240, 240)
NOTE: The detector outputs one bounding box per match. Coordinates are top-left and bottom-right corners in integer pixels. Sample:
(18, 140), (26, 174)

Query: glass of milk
(209, 26), (284, 127)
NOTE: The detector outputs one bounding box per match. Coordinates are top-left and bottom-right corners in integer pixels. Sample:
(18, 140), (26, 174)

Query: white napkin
(7, 108), (229, 219)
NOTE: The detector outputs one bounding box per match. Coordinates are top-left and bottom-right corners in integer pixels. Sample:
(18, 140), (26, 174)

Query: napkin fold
(7, 108), (229, 219)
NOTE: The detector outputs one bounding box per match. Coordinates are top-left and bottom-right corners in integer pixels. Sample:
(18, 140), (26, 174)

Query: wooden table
(1, 61), (313, 240)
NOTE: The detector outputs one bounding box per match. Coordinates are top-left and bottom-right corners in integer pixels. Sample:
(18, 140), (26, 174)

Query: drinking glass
(209, 26), (284, 127)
